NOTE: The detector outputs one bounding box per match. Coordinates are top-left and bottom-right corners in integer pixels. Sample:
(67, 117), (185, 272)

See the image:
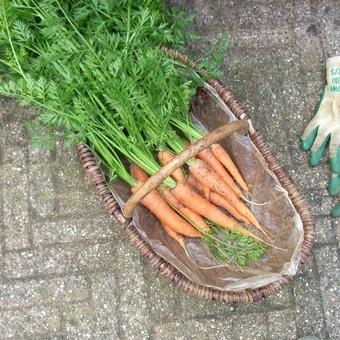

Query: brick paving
(0, 0), (339, 339)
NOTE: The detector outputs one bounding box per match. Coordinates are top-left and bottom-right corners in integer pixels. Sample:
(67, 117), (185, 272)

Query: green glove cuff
(329, 173), (340, 196)
(331, 202), (340, 217)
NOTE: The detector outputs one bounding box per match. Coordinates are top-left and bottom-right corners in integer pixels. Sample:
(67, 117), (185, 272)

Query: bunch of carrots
(130, 142), (269, 248)
(0, 0), (271, 265)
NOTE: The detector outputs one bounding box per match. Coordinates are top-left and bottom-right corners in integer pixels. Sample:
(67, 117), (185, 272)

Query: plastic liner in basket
(108, 83), (304, 292)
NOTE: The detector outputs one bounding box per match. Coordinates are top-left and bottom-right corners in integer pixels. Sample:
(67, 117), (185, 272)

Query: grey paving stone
(54, 141), (84, 189)
(177, 290), (233, 320)
(225, 46), (280, 73)
(232, 312), (267, 340)
(268, 308), (297, 340)
(3, 240), (116, 279)
(62, 302), (96, 339)
(90, 272), (119, 338)
(116, 240), (149, 339)
(314, 216), (335, 244)
(227, 0), (311, 30)
(0, 306), (61, 338)
(296, 253), (315, 277)
(265, 285), (294, 309)
(293, 274), (326, 338)
(289, 159), (329, 193)
(315, 195), (337, 216)
(172, 0), (225, 40)
(28, 146), (56, 218)
(143, 265), (181, 323)
(314, 246), (340, 339)
(0, 145), (25, 165)
(313, 0), (340, 55)
(230, 26), (294, 51)
(152, 317), (235, 340)
(57, 187), (105, 218)
(0, 97), (18, 123)
(279, 71), (323, 139)
(302, 191), (323, 218)
(32, 216), (115, 246)
(0, 121), (27, 147)
(232, 298), (268, 315)
(0, 154), (30, 251)
(223, 65), (288, 161)
(305, 188), (330, 209)
(335, 218), (340, 246)
(0, 99), (35, 124)
(0, 275), (89, 309)
(293, 23), (324, 72)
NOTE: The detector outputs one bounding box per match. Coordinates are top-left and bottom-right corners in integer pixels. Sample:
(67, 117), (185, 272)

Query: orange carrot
(131, 164), (149, 182)
(211, 143), (249, 192)
(197, 147), (242, 197)
(162, 186), (210, 233)
(171, 181), (256, 238)
(131, 166), (200, 238)
(216, 187), (261, 231)
(189, 159), (241, 198)
(208, 192), (251, 225)
(187, 175), (250, 224)
(188, 160), (260, 227)
(162, 223), (185, 249)
(158, 150), (185, 182)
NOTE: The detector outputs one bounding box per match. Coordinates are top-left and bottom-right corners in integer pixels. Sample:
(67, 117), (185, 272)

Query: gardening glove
(301, 56), (340, 196)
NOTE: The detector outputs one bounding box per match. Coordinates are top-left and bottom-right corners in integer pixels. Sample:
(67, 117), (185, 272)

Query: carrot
(162, 186), (210, 233)
(171, 181), (256, 238)
(197, 147), (242, 197)
(189, 159), (241, 198)
(208, 192), (251, 225)
(131, 164), (149, 182)
(206, 180), (269, 239)
(217, 189), (262, 231)
(162, 223), (185, 249)
(187, 175), (251, 224)
(131, 165), (200, 238)
(211, 143), (249, 192)
(158, 150), (185, 181)
(188, 160), (261, 227)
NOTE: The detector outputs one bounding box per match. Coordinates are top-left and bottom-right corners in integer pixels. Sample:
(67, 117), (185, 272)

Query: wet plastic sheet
(109, 83), (304, 291)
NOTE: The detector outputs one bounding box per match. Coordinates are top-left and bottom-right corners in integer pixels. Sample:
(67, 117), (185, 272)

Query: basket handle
(123, 119), (249, 218)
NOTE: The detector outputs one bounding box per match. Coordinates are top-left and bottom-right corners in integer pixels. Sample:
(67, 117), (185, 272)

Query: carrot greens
(0, 0), (268, 265)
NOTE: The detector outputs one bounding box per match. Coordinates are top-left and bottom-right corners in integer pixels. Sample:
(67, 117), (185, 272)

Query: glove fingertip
(301, 126), (318, 151)
(330, 146), (340, 174)
(301, 138), (311, 151)
(330, 157), (340, 174)
(329, 174), (340, 196)
(310, 152), (321, 167)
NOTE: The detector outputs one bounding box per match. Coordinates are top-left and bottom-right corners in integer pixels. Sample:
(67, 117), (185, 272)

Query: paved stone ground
(0, 0), (339, 339)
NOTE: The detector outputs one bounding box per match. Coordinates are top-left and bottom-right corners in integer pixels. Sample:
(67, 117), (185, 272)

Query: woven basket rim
(76, 48), (315, 304)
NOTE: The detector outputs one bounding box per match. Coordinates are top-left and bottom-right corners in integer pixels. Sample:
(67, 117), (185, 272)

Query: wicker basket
(76, 48), (315, 304)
